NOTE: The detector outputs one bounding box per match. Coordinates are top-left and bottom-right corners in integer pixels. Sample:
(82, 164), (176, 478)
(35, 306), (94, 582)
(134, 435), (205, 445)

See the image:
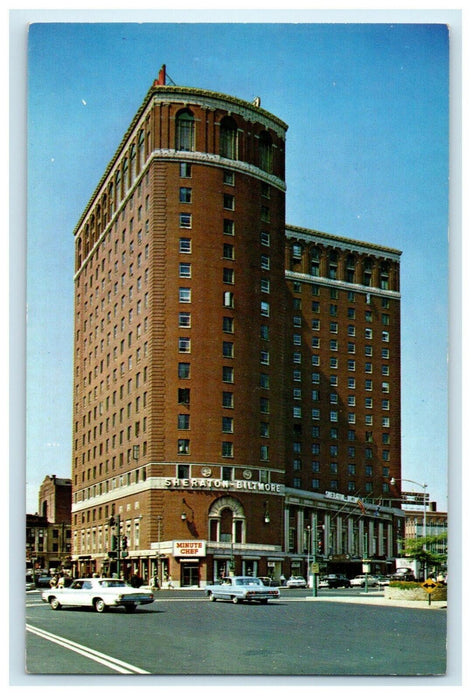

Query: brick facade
(70, 76), (403, 585)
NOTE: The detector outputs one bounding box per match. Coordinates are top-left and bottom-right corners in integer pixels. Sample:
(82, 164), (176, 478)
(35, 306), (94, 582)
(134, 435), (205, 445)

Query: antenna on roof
(154, 65), (177, 86)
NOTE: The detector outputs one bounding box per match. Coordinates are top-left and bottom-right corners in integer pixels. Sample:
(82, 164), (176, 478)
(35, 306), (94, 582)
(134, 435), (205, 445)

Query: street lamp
(390, 477), (428, 578)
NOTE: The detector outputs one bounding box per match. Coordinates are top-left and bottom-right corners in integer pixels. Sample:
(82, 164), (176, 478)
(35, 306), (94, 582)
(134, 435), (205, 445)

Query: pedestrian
(280, 574), (286, 586)
(167, 574), (173, 589)
(49, 575), (58, 588)
(57, 573), (65, 588)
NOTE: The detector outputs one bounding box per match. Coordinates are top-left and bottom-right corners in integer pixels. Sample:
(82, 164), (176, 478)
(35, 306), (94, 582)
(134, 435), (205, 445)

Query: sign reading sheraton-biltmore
(164, 477), (284, 493)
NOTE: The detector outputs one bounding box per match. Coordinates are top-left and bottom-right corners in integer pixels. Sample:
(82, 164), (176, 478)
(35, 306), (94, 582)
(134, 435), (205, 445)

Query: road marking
(26, 624), (150, 674)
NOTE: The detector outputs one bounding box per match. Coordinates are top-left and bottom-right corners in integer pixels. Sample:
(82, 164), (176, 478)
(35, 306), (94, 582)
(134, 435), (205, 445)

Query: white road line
(26, 624), (150, 674)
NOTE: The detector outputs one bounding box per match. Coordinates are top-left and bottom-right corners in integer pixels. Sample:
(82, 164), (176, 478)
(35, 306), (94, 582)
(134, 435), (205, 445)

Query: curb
(304, 595), (446, 609)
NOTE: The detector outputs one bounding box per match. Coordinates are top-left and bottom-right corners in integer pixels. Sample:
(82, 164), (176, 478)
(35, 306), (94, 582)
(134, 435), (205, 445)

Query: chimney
(154, 64), (166, 86)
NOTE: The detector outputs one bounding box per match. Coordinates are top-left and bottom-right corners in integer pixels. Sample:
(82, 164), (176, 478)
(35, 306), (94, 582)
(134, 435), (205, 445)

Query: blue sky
(22, 16), (451, 514)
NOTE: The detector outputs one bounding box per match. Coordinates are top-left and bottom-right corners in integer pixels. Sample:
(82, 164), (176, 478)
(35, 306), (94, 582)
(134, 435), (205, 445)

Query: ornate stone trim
(151, 149), (287, 191)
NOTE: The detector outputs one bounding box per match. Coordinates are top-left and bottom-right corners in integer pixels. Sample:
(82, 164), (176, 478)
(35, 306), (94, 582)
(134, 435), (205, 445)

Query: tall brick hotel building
(71, 68), (403, 585)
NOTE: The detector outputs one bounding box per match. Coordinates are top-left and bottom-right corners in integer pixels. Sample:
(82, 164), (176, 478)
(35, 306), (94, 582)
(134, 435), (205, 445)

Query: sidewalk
(304, 592), (446, 609)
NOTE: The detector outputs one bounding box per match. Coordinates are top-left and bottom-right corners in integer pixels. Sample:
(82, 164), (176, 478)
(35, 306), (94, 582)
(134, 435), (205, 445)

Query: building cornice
(286, 224), (402, 261)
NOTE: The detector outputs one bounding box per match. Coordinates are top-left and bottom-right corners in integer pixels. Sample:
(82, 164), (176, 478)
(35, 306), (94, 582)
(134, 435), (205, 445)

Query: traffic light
(121, 536), (128, 550)
(111, 534), (118, 551)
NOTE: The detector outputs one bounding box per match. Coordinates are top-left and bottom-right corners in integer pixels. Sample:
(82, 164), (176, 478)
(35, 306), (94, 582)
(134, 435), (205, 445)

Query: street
(25, 588), (447, 677)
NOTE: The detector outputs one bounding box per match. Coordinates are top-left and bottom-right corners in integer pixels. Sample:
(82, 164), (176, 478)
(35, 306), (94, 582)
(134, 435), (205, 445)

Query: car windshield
(98, 579), (129, 588)
(234, 577), (262, 586)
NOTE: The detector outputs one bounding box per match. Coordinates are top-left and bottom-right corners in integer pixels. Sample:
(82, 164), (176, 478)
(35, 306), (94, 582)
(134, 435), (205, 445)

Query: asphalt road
(25, 588), (447, 677)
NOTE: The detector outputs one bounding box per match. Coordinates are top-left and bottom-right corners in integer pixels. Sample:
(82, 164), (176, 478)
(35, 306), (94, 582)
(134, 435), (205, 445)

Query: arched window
(176, 109), (195, 151)
(220, 116), (237, 159)
(208, 496), (246, 544)
(122, 158), (129, 193)
(138, 129), (145, 169)
(130, 144), (137, 183)
(108, 182), (114, 218)
(115, 170), (121, 206)
(259, 131), (273, 173)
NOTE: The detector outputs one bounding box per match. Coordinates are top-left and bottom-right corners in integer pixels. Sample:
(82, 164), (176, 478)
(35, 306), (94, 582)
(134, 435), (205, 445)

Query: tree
(400, 534), (447, 573)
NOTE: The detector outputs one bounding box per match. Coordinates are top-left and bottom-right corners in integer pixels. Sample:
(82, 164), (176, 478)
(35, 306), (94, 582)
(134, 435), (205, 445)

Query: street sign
(311, 563), (320, 574)
(421, 578), (438, 593)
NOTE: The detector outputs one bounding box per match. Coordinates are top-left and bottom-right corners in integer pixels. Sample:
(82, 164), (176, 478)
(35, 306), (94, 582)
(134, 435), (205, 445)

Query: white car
(41, 577), (154, 613)
(349, 574), (378, 588)
(206, 576), (280, 604)
(287, 575), (307, 588)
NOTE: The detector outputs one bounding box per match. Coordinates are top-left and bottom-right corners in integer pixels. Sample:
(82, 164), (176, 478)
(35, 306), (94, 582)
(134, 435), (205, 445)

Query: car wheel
(232, 596), (239, 604)
(260, 599), (268, 604)
(50, 596), (61, 610)
(124, 603), (136, 613)
(94, 598), (106, 613)
(208, 592), (217, 602)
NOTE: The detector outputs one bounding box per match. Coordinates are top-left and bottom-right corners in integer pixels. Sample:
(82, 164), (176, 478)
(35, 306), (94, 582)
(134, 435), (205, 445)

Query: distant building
(403, 504), (447, 557)
(26, 475), (72, 573)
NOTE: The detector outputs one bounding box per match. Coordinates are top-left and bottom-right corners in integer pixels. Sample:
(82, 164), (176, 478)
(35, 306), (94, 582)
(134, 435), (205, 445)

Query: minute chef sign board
(173, 540), (207, 557)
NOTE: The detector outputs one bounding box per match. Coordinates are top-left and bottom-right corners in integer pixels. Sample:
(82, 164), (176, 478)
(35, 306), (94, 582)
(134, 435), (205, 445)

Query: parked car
(375, 575), (391, 586)
(390, 567), (416, 581)
(205, 576), (280, 604)
(41, 577), (154, 613)
(321, 573), (352, 589)
(36, 575), (52, 588)
(258, 577), (274, 587)
(287, 575), (307, 588)
(349, 574), (379, 588)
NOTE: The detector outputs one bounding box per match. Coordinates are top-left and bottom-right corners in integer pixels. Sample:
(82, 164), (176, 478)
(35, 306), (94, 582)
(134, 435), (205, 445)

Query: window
(179, 287), (191, 303)
(223, 291), (234, 308)
(261, 301), (270, 317)
(222, 442), (233, 458)
(382, 331), (390, 342)
(179, 213), (192, 228)
(223, 243), (234, 260)
(223, 194), (235, 210)
(180, 162), (192, 178)
(178, 363), (190, 379)
(179, 337), (191, 353)
(220, 117), (237, 159)
(260, 446), (269, 461)
(222, 416), (234, 433)
(260, 422), (269, 437)
(330, 322), (338, 333)
(260, 397), (270, 414)
(223, 317), (234, 333)
(223, 219), (234, 235)
(176, 110), (195, 151)
(178, 439), (190, 454)
(259, 131), (273, 172)
(179, 187), (192, 203)
(179, 262), (191, 278)
(222, 392), (234, 410)
(179, 238), (191, 253)
(261, 255), (270, 270)
(260, 350), (270, 365)
(178, 388), (190, 406)
(178, 414), (190, 430)
(222, 366), (234, 383)
(223, 170), (235, 185)
(261, 278), (270, 294)
(292, 244), (302, 259)
(223, 268), (234, 284)
(223, 342), (234, 358)
(179, 312), (191, 328)
(260, 231), (270, 246)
